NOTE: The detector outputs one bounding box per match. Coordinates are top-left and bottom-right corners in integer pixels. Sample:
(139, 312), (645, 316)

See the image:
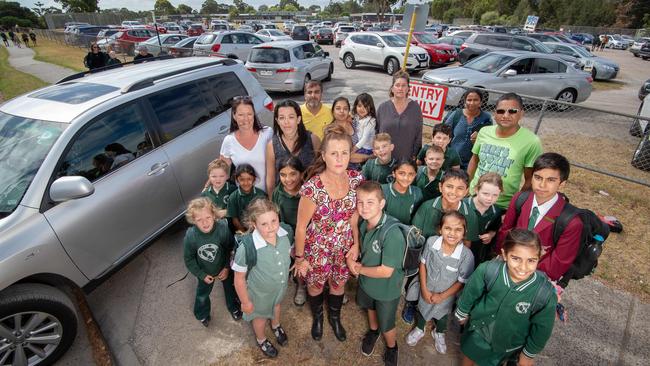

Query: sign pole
(402, 6), (417, 71)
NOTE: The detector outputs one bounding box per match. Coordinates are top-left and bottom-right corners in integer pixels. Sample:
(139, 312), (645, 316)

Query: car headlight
(449, 79), (467, 85)
(436, 49), (446, 54)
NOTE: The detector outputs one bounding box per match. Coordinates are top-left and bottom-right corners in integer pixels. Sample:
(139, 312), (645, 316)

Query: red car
(187, 24), (205, 37)
(115, 28), (156, 55)
(393, 31), (457, 67)
(315, 28), (334, 45)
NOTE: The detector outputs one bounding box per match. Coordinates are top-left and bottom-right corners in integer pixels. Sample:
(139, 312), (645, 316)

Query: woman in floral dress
(294, 124), (363, 343)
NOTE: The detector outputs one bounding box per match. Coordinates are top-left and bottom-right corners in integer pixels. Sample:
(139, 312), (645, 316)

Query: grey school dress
(409, 236), (475, 321)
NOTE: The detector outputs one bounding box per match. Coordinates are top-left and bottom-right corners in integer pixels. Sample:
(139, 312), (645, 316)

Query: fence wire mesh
(416, 80), (650, 187)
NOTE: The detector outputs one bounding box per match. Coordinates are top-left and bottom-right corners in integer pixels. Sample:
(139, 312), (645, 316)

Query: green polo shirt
(359, 214), (406, 301)
(417, 144), (461, 171)
(362, 157), (396, 184)
(466, 197), (503, 237)
(414, 166), (444, 202)
(381, 183), (423, 225)
(412, 197), (479, 240)
(201, 182), (237, 210)
(227, 187), (267, 220)
(183, 219), (233, 280)
(272, 184), (300, 230)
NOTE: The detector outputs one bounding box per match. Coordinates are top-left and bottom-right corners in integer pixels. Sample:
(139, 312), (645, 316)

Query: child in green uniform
(382, 159), (423, 225)
(456, 229), (557, 366)
(232, 198), (294, 358)
(406, 211), (474, 354)
(417, 124), (461, 171)
(362, 133), (396, 184)
(347, 181), (406, 366)
(201, 158), (236, 217)
(466, 173), (503, 267)
(415, 145), (445, 201)
(183, 198), (242, 326)
(227, 164), (266, 232)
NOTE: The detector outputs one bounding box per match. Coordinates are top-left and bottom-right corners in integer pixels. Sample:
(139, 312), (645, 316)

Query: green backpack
(234, 223), (294, 278)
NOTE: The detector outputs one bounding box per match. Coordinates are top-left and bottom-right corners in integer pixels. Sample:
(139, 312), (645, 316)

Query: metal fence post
(534, 100), (548, 134)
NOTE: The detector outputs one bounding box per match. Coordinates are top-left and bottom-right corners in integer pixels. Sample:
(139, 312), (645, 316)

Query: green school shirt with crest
(417, 144), (461, 171)
(359, 214), (406, 301)
(414, 166), (444, 202)
(362, 157), (396, 184)
(412, 197), (479, 240)
(466, 197), (503, 238)
(183, 219), (233, 280)
(381, 183), (423, 225)
(201, 182), (237, 209)
(226, 187), (267, 220)
(272, 184), (300, 230)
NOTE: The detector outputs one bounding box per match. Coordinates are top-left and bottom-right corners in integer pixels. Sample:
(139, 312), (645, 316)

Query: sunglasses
(495, 108), (520, 115)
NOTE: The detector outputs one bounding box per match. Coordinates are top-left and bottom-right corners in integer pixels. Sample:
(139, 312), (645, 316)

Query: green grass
(0, 46), (48, 101)
(32, 38), (86, 72)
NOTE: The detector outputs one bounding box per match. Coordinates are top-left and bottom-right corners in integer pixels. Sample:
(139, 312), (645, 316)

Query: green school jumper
(272, 185), (300, 230)
(412, 196), (479, 240)
(455, 261), (557, 365)
(226, 187), (266, 221)
(414, 166), (444, 202)
(381, 183), (423, 225)
(183, 220), (238, 320)
(201, 182), (237, 210)
(361, 157), (396, 184)
(417, 144), (461, 171)
(466, 197), (503, 266)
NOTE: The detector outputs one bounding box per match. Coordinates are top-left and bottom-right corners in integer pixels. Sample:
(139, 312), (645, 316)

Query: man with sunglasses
(84, 42), (109, 71)
(467, 93), (542, 209)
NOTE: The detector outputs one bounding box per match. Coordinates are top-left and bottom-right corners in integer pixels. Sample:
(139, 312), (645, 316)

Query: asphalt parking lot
(54, 45), (650, 366)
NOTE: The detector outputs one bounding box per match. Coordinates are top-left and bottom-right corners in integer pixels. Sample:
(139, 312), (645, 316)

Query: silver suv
(0, 57), (273, 365)
(193, 30), (266, 60)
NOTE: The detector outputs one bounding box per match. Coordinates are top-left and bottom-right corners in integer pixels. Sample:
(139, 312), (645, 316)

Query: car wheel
(324, 64), (333, 81)
(386, 57), (399, 75)
(343, 53), (355, 69)
(0, 284), (78, 366)
(631, 132), (650, 171)
(302, 74), (311, 90)
(554, 89), (577, 111)
(643, 56), (649, 60)
(591, 68), (597, 79)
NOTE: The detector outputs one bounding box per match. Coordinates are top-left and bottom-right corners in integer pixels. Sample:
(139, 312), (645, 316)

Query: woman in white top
(220, 97), (273, 192)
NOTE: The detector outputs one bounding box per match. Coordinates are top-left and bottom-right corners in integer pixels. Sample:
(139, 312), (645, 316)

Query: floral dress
(299, 170), (363, 288)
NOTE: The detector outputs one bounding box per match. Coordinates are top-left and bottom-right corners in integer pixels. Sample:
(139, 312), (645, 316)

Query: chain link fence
(415, 80), (650, 187)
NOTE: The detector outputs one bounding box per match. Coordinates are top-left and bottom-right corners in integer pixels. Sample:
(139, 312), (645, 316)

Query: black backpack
(514, 191), (610, 288)
(378, 216), (426, 277)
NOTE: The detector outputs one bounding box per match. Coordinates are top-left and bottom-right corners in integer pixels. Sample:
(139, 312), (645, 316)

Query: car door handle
(557, 76), (566, 79)
(218, 125), (229, 134)
(524, 78), (533, 81)
(148, 162), (169, 176)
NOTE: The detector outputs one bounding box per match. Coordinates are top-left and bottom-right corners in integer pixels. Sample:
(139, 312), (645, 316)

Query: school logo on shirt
(515, 301), (531, 314)
(372, 240), (381, 254)
(223, 195), (229, 205)
(198, 244), (219, 262)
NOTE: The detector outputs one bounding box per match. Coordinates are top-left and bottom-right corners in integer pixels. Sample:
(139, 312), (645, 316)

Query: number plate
(449, 57), (455, 62)
(420, 61), (427, 67)
(260, 70), (273, 76)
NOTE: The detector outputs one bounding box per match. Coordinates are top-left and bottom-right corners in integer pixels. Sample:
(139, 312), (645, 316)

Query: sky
(16, 0), (331, 12)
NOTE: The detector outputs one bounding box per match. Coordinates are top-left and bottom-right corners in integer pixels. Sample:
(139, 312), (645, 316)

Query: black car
(291, 25), (309, 41)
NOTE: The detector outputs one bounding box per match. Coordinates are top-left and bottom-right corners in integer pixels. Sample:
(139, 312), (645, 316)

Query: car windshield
(464, 53), (515, 73)
(0, 112), (65, 217)
(319, 29), (332, 34)
(339, 27), (355, 33)
(415, 33), (439, 44)
(571, 45), (594, 57)
(267, 30), (284, 36)
(528, 38), (552, 53)
(249, 48), (290, 63)
(197, 34), (216, 44)
(381, 35), (407, 47)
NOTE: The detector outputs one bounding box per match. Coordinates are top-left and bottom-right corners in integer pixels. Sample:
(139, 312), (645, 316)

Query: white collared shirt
(531, 193), (559, 228)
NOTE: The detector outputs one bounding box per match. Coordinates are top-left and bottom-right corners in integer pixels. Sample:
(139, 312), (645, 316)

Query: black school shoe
(384, 344), (398, 366)
(230, 308), (243, 321)
(199, 317), (210, 327)
(273, 325), (288, 346)
(258, 339), (278, 358)
(361, 329), (380, 356)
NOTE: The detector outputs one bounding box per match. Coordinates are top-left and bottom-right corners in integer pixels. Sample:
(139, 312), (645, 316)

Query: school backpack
(514, 191), (610, 288)
(378, 216), (426, 277)
(483, 259), (554, 315)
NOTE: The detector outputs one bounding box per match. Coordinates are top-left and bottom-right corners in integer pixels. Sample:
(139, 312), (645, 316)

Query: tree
(480, 10), (500, 25)
(154, 0), (177, 15)
(0, 1), (40, 26)
(228, 7), (239, 20)
(325, 1), (344, 16)
(53, 0), (99, 13)
(279, 0), (301, 10)
(258, 5), (269, 12)
(201, 0), (230, 14)
(284, 4), (299, 12)
(177, 4), (193, 14)
(308, 5), (322, 13)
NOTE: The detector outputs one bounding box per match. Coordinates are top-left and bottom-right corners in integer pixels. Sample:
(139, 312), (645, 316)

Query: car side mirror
(503, 69), (517, 77)
(50, 176), (95, 202)
(645, 84), (650, 93)
(323, 51), (330, 57)
(376, 42), (384, 48)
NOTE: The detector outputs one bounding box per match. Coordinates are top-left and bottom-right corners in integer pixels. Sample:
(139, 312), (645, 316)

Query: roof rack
(56, 55), (175, 84)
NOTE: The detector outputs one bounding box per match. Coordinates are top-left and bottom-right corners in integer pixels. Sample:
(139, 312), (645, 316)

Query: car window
(301, 43), (316, 57)
(554, 45), (575, 56)
(533, 58), (567, 73)
(487, 35), (511, 47)
(246, 34), (263, 44)
(56, 103), (151, 182)
(314, 44), (323, 54)
(209, 72), (248, 107)
(349, 35), (363, 44)
(293, 46), (306, 59)
(508, 58), (535, 74)
(511, 38), (534, 51)
(222, 34), (233, 44)
(164, 36), (181, 44)
(251, 48), (291, 63)
(148, 83), (210, 143)
(366, 35), (380, 46)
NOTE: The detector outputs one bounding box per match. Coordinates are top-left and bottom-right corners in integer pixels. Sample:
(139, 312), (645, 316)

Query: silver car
(193, 31), (266, 60)
(334, 26), (355, 48)
(134, 33), (188, 56)
(0, 57), (273, 366)
(544, 42), (620, 80)
(422, 51), (592, 105)
(255, 29), (292, 42)
(246, 41), (333, 92)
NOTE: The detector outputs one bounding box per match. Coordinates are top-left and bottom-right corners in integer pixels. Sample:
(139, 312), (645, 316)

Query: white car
(256, 29), (292, 42)
(134, 34), (188, 56)
(339, 31), (429, 75)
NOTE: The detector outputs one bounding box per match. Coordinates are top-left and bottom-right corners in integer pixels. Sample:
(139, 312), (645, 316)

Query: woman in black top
(84, 43), (108, 70)
(265, 99), (321, 195)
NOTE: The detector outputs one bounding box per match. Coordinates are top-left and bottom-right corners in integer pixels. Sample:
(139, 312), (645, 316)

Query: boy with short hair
(202, 158), (236, 218)
(496, 152), (582, 282)
(362, 133), (397, 184)
(417, 124), (461, 171)
(347, 181), (406, 366)
(415, 145), (445, 201)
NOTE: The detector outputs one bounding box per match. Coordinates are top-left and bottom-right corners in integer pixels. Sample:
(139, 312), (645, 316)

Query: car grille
(416, 53), (427, 61)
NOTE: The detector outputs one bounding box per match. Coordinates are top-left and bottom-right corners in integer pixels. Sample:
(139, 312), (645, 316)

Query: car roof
(485, 50), (570, 61)
(252, 40), (312, 49)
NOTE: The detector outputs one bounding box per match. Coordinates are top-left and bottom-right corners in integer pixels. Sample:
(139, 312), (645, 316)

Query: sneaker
(258, 339), (278, 358)
(405, 327), (425, 347)
(383, 345), (398, 366)
(432, 331), (447, 354)
(199, 317), (210, 327)
(273, 325), (288, 346)
(294, 283), (306, 306)
(401, 303), (415, 324)
(230, 308), (243, 321)
(361, 329), (380, 356)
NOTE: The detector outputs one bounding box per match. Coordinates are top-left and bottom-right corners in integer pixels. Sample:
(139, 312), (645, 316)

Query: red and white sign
(409, 81), (448, 122)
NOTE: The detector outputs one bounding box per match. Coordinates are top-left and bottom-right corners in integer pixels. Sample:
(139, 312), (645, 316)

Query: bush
(480, 11), (500, 25)
(0, 16), (34, 28)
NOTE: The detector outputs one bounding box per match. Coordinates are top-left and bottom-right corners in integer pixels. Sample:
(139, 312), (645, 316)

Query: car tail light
(276, 68), (295, 73)
(264, 96), (274, 112)
(247, 67), (257, 72)
(587, 76), (593, 83)
(211, 44), (221, 52)
(460, 43), (468, 50)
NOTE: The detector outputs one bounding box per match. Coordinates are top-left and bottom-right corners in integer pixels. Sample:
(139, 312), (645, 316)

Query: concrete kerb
(5, 45), (76, 84)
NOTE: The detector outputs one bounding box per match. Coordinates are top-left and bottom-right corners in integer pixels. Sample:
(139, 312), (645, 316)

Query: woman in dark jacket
(84, 43), (108, 70)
